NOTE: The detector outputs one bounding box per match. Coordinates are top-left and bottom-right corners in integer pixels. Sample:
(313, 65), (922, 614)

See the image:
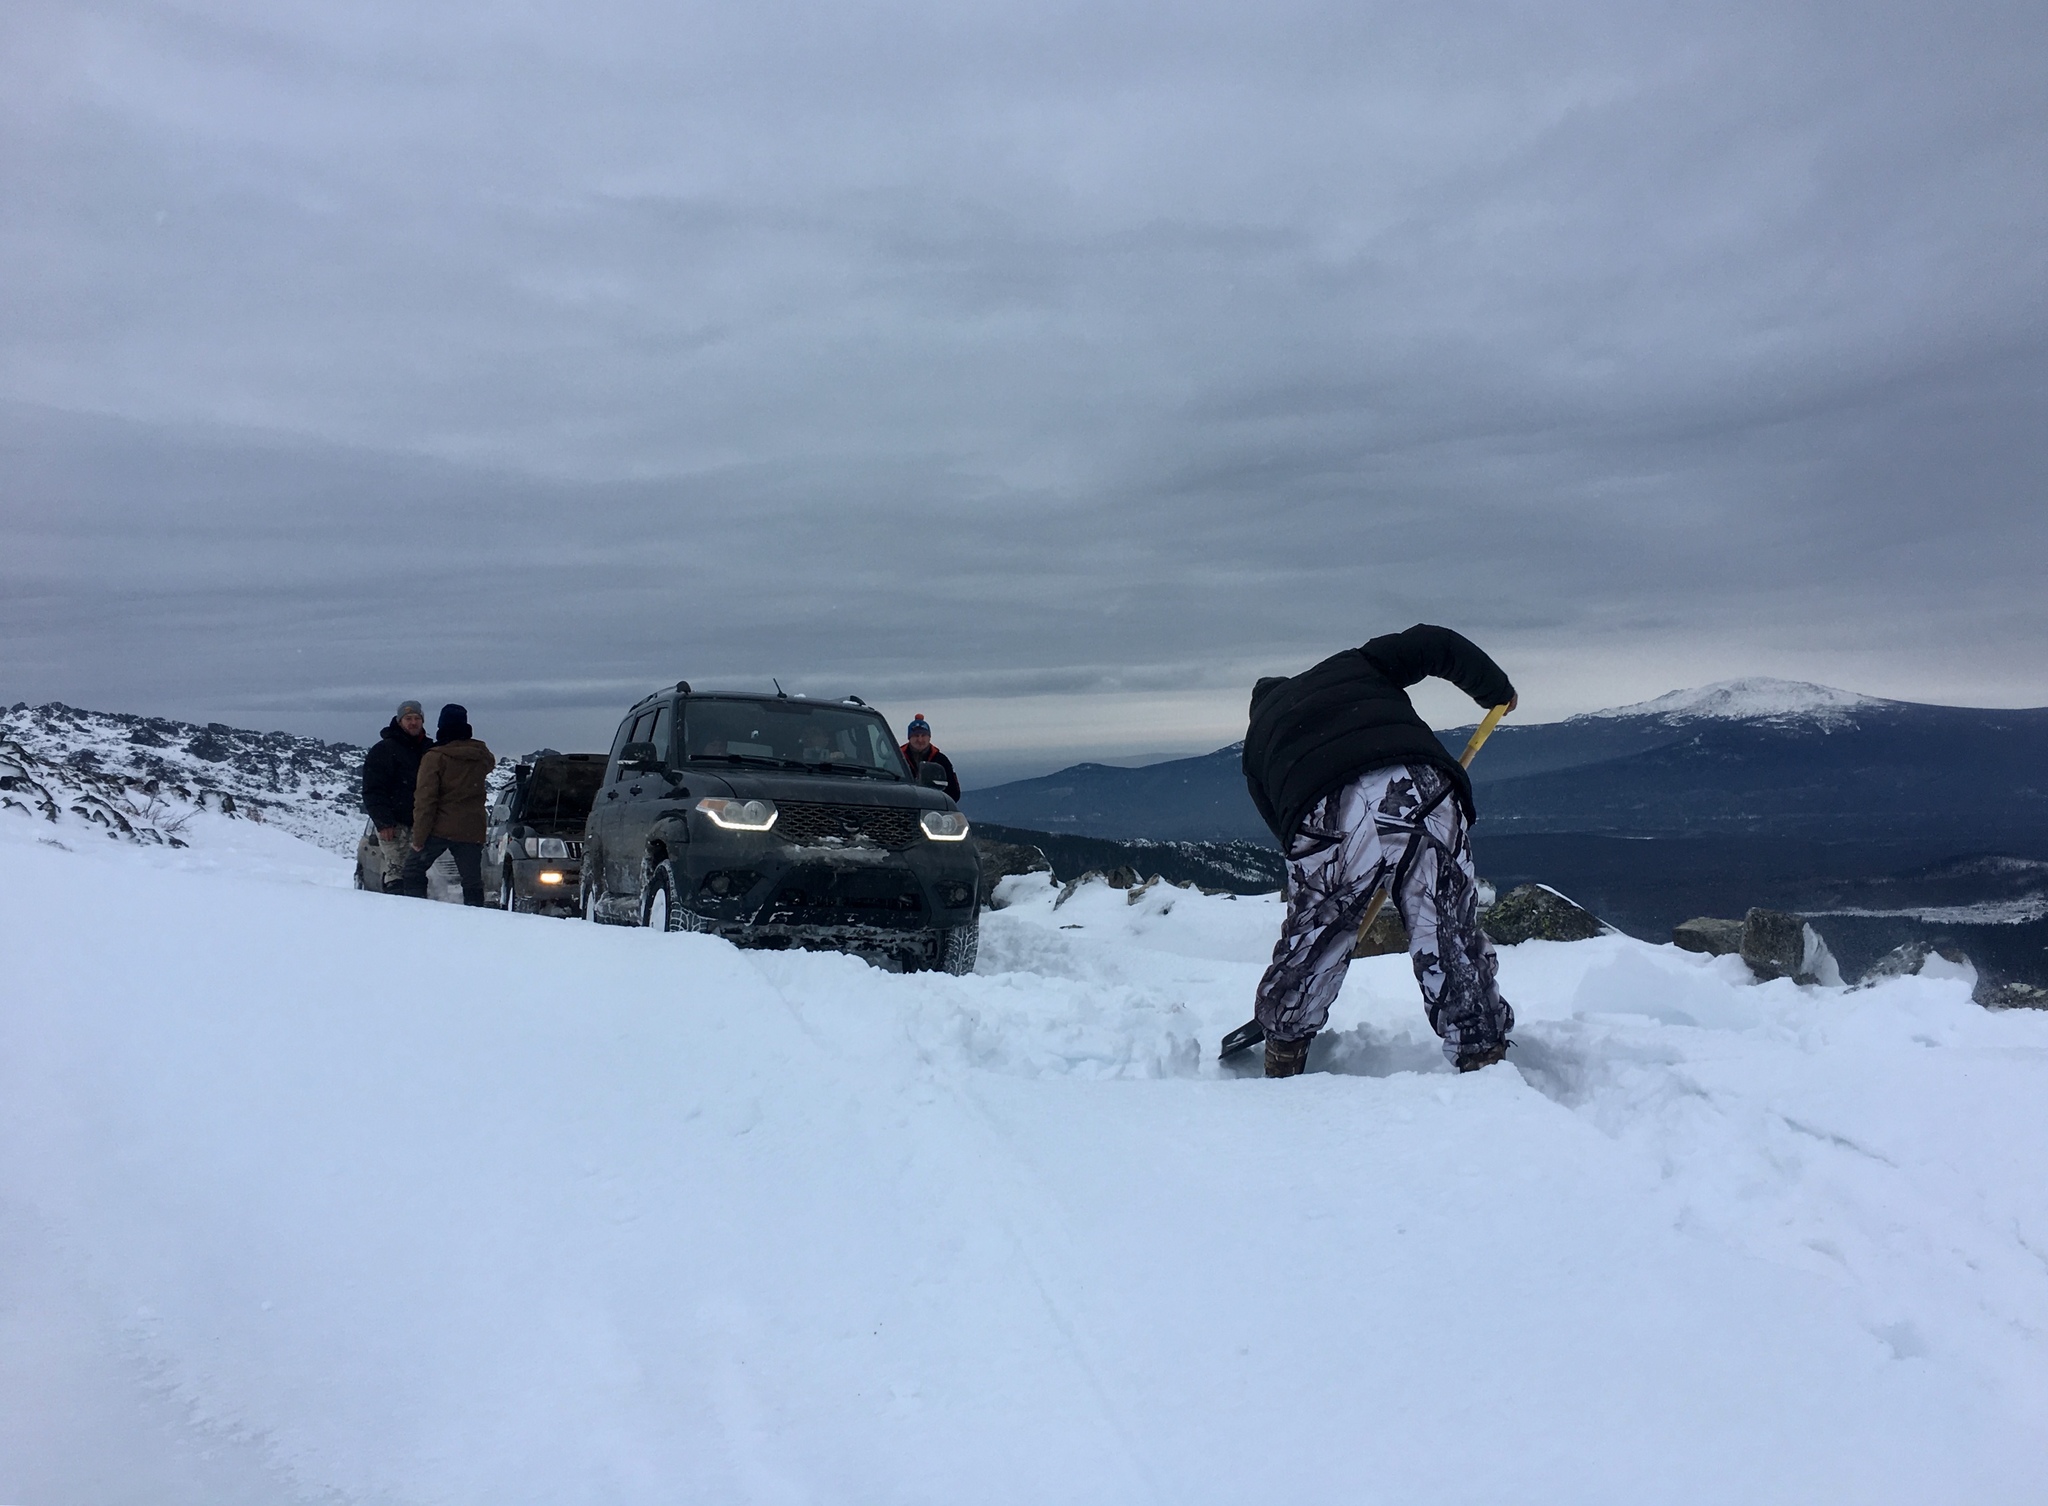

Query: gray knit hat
(396, 699), (424, 718)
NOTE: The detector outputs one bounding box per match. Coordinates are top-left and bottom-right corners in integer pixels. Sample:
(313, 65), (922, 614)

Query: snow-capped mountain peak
(1581, 678), (1886, 726)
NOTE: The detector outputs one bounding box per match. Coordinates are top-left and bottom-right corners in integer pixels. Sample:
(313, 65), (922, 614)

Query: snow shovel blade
(1218, 1018), (1267, 1061)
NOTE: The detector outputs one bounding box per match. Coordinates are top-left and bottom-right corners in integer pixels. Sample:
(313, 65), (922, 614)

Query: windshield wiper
(688, 753), (805, 770)
(808, 762), (900, 780)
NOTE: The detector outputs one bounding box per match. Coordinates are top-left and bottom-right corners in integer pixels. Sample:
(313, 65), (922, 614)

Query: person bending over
(1240, 624), (1517, 1078)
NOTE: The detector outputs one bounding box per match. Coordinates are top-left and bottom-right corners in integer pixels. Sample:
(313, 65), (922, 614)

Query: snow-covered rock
(1, 701), (372, 853)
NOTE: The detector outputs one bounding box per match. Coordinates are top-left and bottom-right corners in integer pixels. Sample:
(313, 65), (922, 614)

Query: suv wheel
(643, 859), (699, 933)
(582, 870), (609, 925)
(937, 917), (980, 976)
(501, 866), (526, 914)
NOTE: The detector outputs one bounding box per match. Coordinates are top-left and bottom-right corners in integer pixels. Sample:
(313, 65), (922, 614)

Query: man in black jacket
(900, 715), (961, 801)
(361, 699), (430, 892)
(1241, 625), (1517, 1077)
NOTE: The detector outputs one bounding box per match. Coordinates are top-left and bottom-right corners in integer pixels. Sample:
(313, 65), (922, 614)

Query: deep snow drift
(3, 810), (2046, 1504)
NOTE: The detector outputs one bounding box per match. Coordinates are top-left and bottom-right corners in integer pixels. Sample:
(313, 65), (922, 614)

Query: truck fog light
(920, 810), (970, 841)
(537, 871), (564, 884)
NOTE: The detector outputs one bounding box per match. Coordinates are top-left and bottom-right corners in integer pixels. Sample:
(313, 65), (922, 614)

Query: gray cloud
(3, 0), (2044, 772)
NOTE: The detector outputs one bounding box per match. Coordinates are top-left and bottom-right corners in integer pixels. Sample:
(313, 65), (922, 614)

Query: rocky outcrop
(2, 701), (372, 853)
(1351, 905), (1409, 958)
(1978, 978), (2048, 1011)
(1483, 885), (1608, 945)
(1856, 939), (1971, 987)
(1738, 908), (1805, 980)
(975, 836), (1054, 909)
(1, 735), (192, 847)
(1740, 908), (1842, 985)
(1053, 867), (1142, 908)
(969, 821), (1284, 895)
(1673, 917), (1745, 956)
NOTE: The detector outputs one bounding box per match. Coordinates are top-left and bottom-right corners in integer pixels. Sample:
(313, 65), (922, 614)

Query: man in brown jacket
(399, 703), (495, 905)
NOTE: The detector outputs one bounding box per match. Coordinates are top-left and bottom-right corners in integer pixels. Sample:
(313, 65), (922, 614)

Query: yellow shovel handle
(1458, 703), (1511, 769)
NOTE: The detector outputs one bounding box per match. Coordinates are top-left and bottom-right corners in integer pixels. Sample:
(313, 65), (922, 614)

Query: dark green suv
(580, 686), (981, 973)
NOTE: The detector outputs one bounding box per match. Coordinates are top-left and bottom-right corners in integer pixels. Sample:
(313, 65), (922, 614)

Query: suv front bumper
(674, 837), (978, 959)
(504, 855), (581, 907)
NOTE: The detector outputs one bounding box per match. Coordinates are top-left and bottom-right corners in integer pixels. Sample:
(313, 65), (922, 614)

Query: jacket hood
(432, 737), (494, 763)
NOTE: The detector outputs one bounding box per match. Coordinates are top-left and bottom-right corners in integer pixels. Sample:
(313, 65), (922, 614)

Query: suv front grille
(760, 866), (927, 927)
(520, 838), (581, 862)
(775, 801), (921, 851)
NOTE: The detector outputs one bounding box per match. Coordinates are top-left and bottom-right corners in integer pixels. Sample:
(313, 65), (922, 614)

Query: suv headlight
(522, 835), (539, 857)
(699, 797), (778, 832)
(537, 836), (570, 862)
(920, 810), (970, 841)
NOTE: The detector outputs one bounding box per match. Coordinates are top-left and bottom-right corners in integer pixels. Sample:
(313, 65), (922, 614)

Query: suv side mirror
(916, 761), (950, 789)
(620, 741), (660, 771)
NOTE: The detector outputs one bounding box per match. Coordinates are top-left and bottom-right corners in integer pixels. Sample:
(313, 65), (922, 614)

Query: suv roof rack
(843, 695), (869, 707)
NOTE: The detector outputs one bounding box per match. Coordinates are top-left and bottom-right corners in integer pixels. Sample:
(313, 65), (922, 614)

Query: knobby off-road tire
(501, 866), (532, 914)
(643, 859), (703, 933)
(582, 866), (614, 925)
(937, 917), (980, 976)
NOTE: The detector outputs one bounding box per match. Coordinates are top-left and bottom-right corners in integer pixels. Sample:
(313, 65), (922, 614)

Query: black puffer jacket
(1242, 624), (1515, 843)
(361, 720), (431, 829)
(901, 743), (961, 802)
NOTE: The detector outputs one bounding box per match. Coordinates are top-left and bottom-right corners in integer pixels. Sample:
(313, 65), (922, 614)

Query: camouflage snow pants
(1254, 763), (1513, 1067)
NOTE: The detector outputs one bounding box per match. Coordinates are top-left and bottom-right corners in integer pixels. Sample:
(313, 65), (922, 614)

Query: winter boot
(1455, 1039), (1510, 1073)
(1264, 1033), (1314, 1078)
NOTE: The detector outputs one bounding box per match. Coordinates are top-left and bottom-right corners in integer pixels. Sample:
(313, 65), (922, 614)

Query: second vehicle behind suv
(581, 687), (981, 973)
(485, 751), (606, 914)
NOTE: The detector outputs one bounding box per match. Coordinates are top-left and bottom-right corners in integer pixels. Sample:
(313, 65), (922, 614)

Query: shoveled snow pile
(4, 819), (2046, 1504)
(1580, 678), (1887, 727)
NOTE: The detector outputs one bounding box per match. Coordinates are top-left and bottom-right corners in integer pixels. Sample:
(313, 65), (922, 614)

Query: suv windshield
(683, 699), (906, 778)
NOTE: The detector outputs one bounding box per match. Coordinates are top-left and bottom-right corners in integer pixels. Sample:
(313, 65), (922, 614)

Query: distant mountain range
(963, 679), (2048, 847)
(963, 680), (2048, 978)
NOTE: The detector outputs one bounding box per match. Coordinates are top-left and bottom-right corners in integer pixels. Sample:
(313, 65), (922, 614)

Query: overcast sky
(4, 0), (2044, 781)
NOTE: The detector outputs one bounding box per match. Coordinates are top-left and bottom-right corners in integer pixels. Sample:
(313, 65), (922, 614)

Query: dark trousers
(400, 836), (486, 906)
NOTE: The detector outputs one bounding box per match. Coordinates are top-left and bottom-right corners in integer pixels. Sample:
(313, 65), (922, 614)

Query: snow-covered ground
(4, 809), (2046, 1503)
